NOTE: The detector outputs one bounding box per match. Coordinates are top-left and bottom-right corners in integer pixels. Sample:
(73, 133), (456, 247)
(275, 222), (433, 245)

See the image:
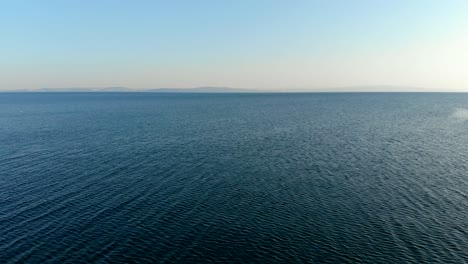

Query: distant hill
(3, 86), (443, 93)
(10, 86), (259, 93)
(147, 87), (258, 93)
(23, 87), (134, 92)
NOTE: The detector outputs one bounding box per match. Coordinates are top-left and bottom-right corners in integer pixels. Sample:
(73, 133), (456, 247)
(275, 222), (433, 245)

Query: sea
(0, 93), (467, 263)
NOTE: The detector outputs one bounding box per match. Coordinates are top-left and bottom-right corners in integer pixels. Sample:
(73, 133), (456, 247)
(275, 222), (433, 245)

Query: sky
(1, 0), (467, 91)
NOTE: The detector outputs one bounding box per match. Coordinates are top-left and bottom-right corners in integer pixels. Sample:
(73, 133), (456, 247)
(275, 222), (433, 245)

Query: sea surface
(0, 93), (467, 263)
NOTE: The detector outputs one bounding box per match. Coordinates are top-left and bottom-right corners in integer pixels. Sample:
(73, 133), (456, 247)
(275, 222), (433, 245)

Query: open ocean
(0, 93), (467, 263)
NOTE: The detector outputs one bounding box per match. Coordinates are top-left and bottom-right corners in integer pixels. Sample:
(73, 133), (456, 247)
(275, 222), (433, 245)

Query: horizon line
(1, 85), (468, 93)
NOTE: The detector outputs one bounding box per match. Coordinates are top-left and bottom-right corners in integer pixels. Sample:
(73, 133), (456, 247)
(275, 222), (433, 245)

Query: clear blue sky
(1, 0), (467, 91)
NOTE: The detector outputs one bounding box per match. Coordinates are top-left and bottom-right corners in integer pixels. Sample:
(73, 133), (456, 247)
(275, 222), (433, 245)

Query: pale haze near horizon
(1, 1), (467, 92)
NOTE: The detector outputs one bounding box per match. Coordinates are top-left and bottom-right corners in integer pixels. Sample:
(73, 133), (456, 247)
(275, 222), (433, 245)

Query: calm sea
(0, 93), (467, 263)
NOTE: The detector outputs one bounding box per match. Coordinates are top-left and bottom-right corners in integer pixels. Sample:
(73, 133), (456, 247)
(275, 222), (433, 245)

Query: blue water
(0, 93), (467, 263)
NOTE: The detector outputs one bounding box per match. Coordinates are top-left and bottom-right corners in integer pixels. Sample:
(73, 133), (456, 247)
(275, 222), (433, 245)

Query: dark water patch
(0, 93), (467, 263)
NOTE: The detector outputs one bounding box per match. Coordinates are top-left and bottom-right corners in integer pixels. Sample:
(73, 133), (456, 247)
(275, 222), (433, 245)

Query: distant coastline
(2, 87), (261, 93)
(1, 86), (464, 93)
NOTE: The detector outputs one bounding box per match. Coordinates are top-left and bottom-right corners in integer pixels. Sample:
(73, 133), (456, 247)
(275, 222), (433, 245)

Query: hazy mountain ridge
(2, 86), (455, 93)
(6, 87), (259, 93)
(147, 87), (258, 93)
(11, 87), (133, 92)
